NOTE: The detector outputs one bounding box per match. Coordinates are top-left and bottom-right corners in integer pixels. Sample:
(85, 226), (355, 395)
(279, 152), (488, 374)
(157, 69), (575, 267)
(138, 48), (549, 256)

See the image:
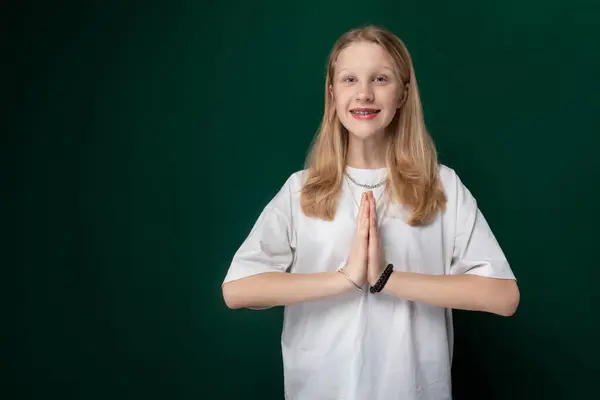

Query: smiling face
(330, 41), (404, 141)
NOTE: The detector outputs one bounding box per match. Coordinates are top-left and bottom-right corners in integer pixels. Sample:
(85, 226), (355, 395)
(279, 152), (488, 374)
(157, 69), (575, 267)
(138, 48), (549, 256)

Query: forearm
(381, 272), (519, 316)
(222, 271), (356, 309)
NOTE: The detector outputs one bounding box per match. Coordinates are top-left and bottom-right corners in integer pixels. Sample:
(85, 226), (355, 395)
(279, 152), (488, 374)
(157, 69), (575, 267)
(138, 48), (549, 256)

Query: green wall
(12, 0), (599, 399)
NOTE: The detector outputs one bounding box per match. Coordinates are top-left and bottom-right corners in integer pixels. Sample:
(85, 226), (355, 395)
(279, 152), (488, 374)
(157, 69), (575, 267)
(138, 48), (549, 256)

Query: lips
(350, 108), (381, 120)
(350, 108), (381, 115)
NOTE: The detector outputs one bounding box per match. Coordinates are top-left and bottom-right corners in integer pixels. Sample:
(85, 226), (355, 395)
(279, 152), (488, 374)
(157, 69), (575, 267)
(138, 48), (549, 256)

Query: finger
(361, 194), (370, 236)
(364, 192), (370, 224)
(369, 192), (377, 232)
(369, 195), (379, 251)
(358, 193), (366, 221)
(357, 192), (367, 233)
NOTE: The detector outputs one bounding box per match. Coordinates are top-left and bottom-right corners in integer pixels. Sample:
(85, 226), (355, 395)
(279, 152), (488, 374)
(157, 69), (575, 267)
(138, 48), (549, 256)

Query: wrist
(336, 264), (364, 292)
(368, 267), (384, 286)
(368, 274), (379, 286)
(369, 264), (394, 294)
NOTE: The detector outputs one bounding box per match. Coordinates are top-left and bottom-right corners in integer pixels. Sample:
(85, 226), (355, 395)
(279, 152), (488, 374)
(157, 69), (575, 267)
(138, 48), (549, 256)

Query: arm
(380, 272), (520, 316)
(224, 183), (371, 311)
(366, 170), (520, 316)
(381, 168), (519, 316)
(222, 271), (356, 310)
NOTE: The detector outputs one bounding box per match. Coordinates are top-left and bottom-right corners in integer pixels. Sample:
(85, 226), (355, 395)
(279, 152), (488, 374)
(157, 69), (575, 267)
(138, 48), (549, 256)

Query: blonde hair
(300, 24), (446, 226)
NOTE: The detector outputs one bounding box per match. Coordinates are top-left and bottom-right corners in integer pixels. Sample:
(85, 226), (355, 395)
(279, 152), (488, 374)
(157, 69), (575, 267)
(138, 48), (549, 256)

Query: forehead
(334, 41), (395, 72)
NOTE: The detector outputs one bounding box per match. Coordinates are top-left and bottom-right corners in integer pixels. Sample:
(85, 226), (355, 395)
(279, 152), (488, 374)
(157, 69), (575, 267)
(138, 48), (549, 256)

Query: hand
(367, 191), (384, 286)
(342, 191), (369, 288)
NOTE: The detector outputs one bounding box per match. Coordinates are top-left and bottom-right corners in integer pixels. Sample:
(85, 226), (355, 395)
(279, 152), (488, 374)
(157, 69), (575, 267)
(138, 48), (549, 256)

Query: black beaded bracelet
(369, 263), (394, 293)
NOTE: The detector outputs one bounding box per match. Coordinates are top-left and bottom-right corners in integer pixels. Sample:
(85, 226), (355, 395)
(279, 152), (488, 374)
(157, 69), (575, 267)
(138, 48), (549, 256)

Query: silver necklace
(345, 172), (387, 189)
(345, 176), (388, 211)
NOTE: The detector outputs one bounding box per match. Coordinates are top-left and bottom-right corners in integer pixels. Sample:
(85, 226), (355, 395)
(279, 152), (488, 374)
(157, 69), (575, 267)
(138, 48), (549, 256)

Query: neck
(345, 133), (387, 169)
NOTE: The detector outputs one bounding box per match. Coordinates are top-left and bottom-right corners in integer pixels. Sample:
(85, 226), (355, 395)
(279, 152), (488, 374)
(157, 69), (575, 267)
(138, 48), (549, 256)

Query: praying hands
(339, 190), (386, 289)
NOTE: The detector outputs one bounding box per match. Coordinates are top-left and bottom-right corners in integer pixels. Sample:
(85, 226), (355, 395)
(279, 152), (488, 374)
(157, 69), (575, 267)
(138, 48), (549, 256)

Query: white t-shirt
(223, 164), (516, 400)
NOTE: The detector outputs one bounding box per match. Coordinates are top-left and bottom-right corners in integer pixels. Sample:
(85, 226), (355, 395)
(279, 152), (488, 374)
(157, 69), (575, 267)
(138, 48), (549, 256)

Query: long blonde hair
(300, 24), (447, 226)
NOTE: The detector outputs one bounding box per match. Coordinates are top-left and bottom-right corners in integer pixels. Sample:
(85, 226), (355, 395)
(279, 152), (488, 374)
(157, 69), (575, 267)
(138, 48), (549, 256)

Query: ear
(397, 82), (409, 109)
(329, 84), (334, 99)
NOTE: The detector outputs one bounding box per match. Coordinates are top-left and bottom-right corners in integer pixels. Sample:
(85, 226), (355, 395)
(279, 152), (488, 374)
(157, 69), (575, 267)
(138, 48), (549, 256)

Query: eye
(342, 76), (356, 83)
(374, 75), (388, 83)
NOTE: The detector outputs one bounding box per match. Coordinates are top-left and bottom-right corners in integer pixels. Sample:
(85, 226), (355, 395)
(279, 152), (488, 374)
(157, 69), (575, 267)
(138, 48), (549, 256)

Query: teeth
(351, 110), (379, 115)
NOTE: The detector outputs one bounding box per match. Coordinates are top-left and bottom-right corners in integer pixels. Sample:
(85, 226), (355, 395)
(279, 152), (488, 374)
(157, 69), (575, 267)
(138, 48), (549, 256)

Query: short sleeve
(449, 172), (516, 280)
(222, 176), (296, 285)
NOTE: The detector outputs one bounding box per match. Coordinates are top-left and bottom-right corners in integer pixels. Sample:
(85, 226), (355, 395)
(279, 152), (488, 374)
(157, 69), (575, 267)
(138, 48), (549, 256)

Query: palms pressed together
(343, 191), (385, 289)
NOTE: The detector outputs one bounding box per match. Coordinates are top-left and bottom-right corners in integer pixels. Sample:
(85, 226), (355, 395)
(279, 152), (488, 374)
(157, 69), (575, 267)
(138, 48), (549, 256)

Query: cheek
(379, 89), (400, 108)
(333, 90), (351, 110)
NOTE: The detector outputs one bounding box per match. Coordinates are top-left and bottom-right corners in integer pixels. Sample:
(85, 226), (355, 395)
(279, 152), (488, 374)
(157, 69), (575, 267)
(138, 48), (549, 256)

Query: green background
(12, 0), (600, 399)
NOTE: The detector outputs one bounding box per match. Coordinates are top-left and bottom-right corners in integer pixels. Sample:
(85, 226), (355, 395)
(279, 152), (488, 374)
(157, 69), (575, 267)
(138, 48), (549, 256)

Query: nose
(356, 82), (373, 101)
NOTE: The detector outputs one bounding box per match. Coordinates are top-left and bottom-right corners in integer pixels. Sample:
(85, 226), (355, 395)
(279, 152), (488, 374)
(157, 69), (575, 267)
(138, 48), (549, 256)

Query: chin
(340, 114), (391, 140)
(343, 123), (384, 140)
(348, 130), (380, 140)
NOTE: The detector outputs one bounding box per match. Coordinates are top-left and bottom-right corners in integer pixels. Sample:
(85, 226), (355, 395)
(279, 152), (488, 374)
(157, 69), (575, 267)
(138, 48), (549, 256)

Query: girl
(222, 24), (519, 400)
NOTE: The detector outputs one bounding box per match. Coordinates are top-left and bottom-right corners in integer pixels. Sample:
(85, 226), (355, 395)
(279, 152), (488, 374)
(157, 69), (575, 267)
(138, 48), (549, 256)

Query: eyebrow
(337, 66), (395, 75)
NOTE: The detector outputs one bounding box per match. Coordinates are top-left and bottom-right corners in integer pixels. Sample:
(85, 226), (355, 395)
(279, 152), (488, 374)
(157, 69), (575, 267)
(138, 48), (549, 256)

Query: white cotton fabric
(223, 164), (516, 400)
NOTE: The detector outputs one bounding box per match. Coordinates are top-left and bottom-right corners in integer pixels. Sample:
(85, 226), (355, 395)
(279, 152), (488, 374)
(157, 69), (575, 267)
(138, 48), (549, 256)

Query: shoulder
(288, 168), (308, 187)
(437, 163), (459, 200)
(437, 163), (470, 195)
(279, 169), (308, 197)
(437, 163), (478, 216)
(438, 163), (459, 187)
(266, 169), (307, 209)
